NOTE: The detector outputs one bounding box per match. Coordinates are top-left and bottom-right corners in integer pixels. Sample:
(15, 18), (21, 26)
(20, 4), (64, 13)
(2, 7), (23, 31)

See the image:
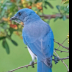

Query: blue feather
(12, 8), (54, 72)
(37, 58), (52, 72)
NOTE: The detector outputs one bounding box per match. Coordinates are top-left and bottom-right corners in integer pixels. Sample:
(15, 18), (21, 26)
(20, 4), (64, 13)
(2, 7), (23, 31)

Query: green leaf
(11, 39), (18, 46)
(29, 1), (32, 6)
(63, 15), (67, 21)
(47, 20), (50, 24)
(60, 6), (64, 10)
(9, 28), (17, 36)
(2, 40), (10, 54)
(44, 1), (53, 9)
(67, 4), (69, 8)
(35, 0), (39, 3)
(64, 1), (69, 4)
(67, 5), (69, 13)
(0, 36), (6, 40)
(2, 40), (6, 48)
(56, 5), (60, 11)
(3, 24), (7, 29)
(44, 5), (47, 9)
(17, 0), (20, 5)
(1, 9), (5, 17)
(54, 17), (59, 22)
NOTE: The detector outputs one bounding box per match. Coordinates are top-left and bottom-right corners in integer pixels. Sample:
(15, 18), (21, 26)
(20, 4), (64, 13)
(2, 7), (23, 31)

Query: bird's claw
(53, 55), (60, 64)
(30, 61), (35, 68)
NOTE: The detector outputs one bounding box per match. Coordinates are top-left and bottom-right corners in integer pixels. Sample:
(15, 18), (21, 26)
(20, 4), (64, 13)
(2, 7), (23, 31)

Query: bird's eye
(18, 12), (21, 16)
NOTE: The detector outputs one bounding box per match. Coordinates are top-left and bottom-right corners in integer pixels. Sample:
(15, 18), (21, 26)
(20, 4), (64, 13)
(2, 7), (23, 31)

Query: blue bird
(10, 8), (54, 72)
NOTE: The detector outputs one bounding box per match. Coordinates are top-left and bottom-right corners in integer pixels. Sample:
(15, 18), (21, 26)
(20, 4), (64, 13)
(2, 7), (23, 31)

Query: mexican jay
(10, 8), (54, 72)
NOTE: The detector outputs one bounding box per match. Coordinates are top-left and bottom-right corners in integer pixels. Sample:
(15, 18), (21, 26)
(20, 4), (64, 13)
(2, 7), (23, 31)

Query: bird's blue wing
(22, 28), (54, 67)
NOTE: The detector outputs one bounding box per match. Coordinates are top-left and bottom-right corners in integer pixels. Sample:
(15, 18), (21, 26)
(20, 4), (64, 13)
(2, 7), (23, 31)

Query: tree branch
(55, 48), (69, 53)
(54, 50), (69, 71)
(58, 57), (69, 60)
(56, 38), (68, 49)
(8, 62), (37, 72)
(8, 56), (69, 72)
(54, 39), (69, 50)
(40, 14), (69, 19)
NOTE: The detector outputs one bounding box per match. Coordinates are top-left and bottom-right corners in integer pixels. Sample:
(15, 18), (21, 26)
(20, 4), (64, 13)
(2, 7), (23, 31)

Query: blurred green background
(0, 0), (69, 72)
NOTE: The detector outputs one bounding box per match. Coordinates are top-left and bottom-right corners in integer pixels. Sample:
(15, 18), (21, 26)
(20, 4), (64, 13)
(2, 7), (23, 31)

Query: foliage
(62, 0), (69, 4)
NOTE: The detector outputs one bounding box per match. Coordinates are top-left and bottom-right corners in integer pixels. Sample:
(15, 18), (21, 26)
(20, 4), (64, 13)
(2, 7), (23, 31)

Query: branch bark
(54, 50), (69, 71)
(8, 57), (69, 72)
(54, 39), (69, 50)
(58, 57), (69, 60)
(55, 48), (69, 53)
(56, 38), (68, 49)
(8, 62), (37, 72)
(40, 14), (69, 19)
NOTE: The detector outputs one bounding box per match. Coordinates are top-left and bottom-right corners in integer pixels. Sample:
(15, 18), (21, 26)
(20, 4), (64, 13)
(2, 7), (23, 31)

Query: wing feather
(22, 27), (54, 67)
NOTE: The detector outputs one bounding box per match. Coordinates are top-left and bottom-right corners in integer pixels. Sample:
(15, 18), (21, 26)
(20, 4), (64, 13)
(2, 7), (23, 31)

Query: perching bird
(10, 8), (54, 72)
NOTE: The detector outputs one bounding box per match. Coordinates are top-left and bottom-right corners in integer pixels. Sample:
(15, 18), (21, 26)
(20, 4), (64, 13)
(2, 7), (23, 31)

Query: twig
(61, 60), (69, 72)
(58, 57), (69, 60)
(54, 50), (69, 71)
(40, 14), (69, 19)
(56, 38), (68, 49)
(8, 62), (37, 72)
(8, 56), (69, 72)
(61, 38), (68, 45)
(54, 39), (69, 50)
(55, 48), (69, 53)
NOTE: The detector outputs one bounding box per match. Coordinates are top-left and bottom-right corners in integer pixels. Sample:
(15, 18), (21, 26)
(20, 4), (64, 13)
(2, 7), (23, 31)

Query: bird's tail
(37, 58), (52, 72)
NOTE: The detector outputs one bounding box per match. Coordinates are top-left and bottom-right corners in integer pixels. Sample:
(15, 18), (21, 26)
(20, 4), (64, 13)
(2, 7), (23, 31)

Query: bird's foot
(30, 61), (34, 68)
(53, 55), (60, 64)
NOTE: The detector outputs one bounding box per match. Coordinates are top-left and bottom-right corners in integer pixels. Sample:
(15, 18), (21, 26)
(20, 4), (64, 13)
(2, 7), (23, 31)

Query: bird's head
(10, 8), (40, 23)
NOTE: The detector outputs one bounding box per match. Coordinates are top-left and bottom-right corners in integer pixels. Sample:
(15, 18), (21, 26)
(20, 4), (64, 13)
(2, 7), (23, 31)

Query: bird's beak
(10, 16), (17, 20)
